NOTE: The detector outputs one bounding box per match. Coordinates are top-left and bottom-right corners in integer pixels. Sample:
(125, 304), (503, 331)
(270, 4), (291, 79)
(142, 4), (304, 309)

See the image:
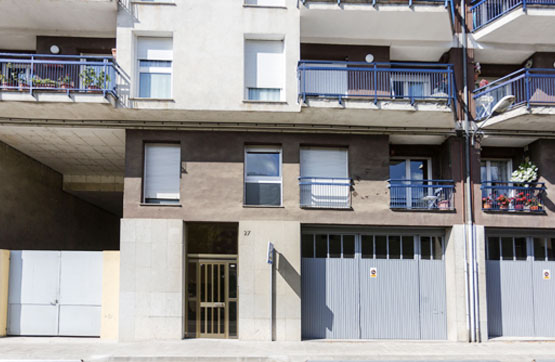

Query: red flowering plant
(513, 192), (527, 210)
(482, 195), (493, 209)
(495, 194), (511, 209)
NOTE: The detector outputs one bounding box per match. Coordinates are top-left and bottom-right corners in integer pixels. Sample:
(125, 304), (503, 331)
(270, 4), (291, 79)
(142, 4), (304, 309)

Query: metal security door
(7, 250), (103, 336)
(301, 232), (447, 340)
(487, 236), (555, 338)
(198, 261), (227, 338)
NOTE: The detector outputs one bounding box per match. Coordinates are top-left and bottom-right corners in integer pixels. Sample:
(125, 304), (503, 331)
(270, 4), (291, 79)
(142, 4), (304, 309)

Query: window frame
(481, 158), (513, 182)
(143, 142), (181, 205)
(136, 37), (173, 99)
(243, 146), (283, 207)
(243, 39), (285, 102)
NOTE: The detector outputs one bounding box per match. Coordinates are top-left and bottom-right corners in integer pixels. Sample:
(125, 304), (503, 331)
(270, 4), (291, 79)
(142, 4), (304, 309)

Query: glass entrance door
(187, 258), (238, 338)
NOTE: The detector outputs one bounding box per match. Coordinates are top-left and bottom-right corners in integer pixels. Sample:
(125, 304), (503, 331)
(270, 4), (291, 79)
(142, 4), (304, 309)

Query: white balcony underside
(0, 0), (116, 50)
(300, 3), (453, 46)
(473, 7), (555, 44)
(0, 99), (455, 132)
(477, 105), (555, 132)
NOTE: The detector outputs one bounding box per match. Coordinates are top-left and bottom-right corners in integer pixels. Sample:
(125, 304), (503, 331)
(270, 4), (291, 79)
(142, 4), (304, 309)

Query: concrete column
(474, 224), (488, 341)
(101, 251), (120, 340)
(445, 225), (469, 341)
(0, 250), (8, 337)
(238, 220), (301, 341)
(119, 219), (186, 341)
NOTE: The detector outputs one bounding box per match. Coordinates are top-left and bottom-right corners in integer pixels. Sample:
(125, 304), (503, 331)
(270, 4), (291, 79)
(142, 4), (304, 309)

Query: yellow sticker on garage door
(370, 267), (377, 278)
(544, 269), (551, 280)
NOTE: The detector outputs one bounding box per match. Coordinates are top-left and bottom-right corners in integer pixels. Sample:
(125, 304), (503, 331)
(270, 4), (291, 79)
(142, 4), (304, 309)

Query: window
(143, 143), (180, 204)
(389, 158), (432, 209)
(300, 147), (349, 208)
(137, 37), (173, 98)
(244, 39), (284, 101)
(481, 159), (512, 183)
(245, 0), (285, 6)
(244, 147), (282, 206)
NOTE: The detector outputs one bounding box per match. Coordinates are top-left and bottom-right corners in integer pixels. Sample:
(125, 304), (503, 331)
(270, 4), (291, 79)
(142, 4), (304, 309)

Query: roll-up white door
(144, 143), (181, 203)
(300, 148), (348, 178)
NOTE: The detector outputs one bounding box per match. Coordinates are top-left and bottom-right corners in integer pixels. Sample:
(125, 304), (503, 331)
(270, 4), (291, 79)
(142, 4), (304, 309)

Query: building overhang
(476, 105), (555, 132)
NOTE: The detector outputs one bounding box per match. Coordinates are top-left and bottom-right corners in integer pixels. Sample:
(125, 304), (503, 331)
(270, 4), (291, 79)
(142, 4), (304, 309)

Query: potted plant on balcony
(527, 196), (542, 212)
(482, 196), (493, 209)
(496, 194), (511, 210)
(513, 192), (526, 211)
(57, 74), (72, 90)
(80, 66), (99, 92)
(510, 159), (538, 187)
(95, 70), (111, 91)
(0, 73), (6, 89)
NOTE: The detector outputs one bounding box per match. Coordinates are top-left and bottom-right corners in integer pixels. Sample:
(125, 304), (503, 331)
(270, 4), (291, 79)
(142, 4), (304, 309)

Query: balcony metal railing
(481, 181), (546, 212)
(299, 177), (352, 209)
(0, 53), (119, 97)
(471, 0), (555, 31)
(473, 68), (555, 120)
(298, 61), (455, 106)
(388, 179), (455, 210)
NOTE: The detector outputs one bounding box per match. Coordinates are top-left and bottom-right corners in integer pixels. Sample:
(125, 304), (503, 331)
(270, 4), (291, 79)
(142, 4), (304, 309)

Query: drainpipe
(460, 0), (477, 343)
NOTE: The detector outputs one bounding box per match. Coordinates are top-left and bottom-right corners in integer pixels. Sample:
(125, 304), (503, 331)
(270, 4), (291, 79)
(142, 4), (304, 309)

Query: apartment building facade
(0, 0), (554, 343)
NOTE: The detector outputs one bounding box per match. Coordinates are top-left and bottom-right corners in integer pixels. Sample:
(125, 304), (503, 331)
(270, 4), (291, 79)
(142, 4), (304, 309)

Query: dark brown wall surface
(301, 43), (390, 62)
(124, 130), (464, 227)
(0, 141), (120, 250)
(36, 36), (115, 55)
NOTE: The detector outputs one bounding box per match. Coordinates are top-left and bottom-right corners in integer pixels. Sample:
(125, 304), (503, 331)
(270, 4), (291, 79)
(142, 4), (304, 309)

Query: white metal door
(8, 250), (103, 336)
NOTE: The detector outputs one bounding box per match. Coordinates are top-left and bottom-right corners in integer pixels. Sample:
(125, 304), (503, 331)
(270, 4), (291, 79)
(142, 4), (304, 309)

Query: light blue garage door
(301, 232), (447, 340)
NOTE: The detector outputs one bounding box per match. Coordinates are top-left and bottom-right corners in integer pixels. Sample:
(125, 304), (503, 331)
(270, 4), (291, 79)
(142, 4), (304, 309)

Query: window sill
(243, 205), (284, 208)
(130, 1), (176, 5)
(243, 100), (288, 105)
(243, 4), (287, 9)
(140, 202), (182, 207)
(130, 97), (175, 102)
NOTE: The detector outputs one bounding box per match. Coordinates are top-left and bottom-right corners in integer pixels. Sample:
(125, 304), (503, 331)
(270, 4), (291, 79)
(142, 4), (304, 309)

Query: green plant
(80, 67), (98, 88)
(96, 70), (111, 88)
(58, 74), (71, 84)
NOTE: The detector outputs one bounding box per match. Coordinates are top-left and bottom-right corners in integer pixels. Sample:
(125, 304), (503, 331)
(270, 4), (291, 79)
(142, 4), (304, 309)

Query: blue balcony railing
(388, 180), (455, 210)
(298, 61), (455, 106)
(0, 53), (119, 97)
(471, 0), (555, 31)
(481, 181), (546, 212)
(299, 177), (352, 209)
(473, 68), (555, 120)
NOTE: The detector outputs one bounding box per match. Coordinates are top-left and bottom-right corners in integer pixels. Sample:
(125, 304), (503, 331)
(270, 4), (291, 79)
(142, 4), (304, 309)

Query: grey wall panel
(301, 258), (329, 339)
(359, 259), (420, 339)
(486, 261), (535, 337)
(419, 260), (447, 340)
(532, 261), (555, 337)
(325, 258), (360, 339)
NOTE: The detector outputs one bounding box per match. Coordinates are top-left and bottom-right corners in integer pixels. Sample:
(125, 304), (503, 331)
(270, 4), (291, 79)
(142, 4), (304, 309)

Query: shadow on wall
(276, 252), (300, 298)
(300, 259), (334, 339)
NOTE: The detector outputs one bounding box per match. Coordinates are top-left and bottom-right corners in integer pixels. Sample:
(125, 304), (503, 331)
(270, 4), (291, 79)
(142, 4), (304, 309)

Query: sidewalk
(1, 337), (555, 362)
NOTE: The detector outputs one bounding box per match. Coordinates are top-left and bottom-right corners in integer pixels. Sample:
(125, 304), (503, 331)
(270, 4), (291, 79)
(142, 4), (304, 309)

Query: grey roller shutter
(144, 143), (180, 202)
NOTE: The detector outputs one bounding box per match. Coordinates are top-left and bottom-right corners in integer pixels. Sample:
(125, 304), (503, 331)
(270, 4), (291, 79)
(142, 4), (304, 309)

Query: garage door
(301, 232), (447, 340)
(7, 250), (103, 336)
(486, 235), (555, 337)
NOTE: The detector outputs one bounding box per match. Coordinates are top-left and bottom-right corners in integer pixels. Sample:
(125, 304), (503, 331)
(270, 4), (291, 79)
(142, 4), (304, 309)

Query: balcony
(481, 182), (546, 212)
(300, 0), (454, 60)
(0, 53), (119, 103)
(299, 177), (352, 209)
(388, 179), (455, 210)
(471, 0), (555, 44)
(299, 61), (455, 104)
(473, 68), (555, 131)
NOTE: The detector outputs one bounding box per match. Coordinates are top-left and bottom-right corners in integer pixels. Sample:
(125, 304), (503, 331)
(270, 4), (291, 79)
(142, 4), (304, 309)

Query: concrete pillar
(445, 225), (469, 342)
(474, 224), (489, 341)
(0, 250), (8, 337)
(238, 220), (301, 341)
(101, 250), (120, 340)
(119, 219), (186, 341)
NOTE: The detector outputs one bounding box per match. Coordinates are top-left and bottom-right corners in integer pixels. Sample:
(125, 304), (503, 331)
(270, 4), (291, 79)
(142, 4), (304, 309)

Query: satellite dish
(50, 45), (60, 54)
(365, 53), (374, 63)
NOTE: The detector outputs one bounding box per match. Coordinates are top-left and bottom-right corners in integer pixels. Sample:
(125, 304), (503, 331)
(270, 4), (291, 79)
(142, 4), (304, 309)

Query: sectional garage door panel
(419, 260), (447, 340)
(532, 261), (555, 337)
(301, 233), (447, 340)
(59, 251), (103, 305)
(58, 305), (102, 336)
(7, 304), (59, 336)
(359, 259), (420, 339)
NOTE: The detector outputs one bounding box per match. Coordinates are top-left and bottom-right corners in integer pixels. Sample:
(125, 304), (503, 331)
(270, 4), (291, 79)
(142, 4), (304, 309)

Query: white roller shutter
(300, 148), (348, 178)
(244, 40), (284, 90)
(144, 143), (181, 202)
(137, 37), (173, 61)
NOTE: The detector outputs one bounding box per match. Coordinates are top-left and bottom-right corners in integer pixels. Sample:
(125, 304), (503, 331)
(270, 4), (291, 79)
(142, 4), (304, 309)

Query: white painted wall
(116, 0), (301, 112)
